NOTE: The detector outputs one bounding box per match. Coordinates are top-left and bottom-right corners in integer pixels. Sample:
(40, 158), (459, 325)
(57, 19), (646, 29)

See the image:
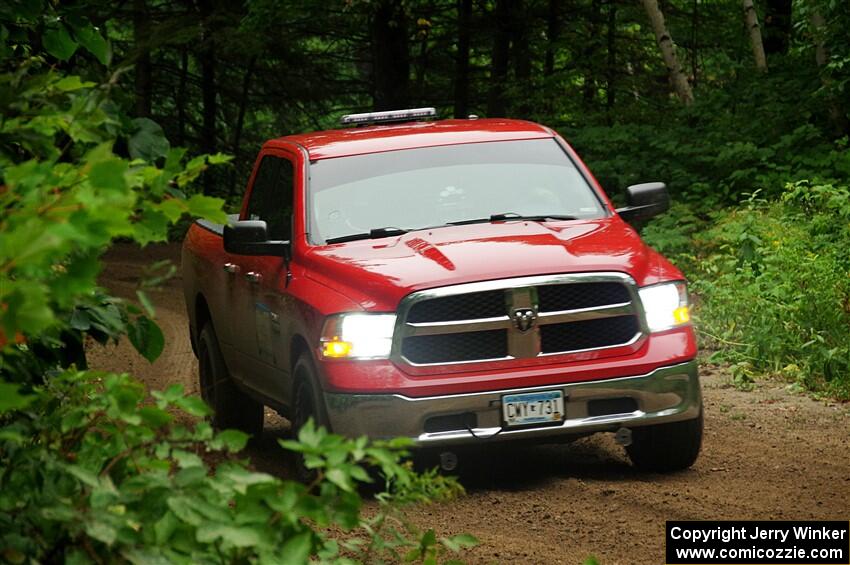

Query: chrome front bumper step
(323, 360), (701, 447)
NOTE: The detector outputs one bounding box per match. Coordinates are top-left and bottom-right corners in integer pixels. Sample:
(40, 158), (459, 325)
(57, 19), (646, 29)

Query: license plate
(502, 390), (564, 427)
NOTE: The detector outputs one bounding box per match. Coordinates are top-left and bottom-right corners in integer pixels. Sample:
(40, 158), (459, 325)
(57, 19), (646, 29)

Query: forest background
(0, 0), (848, 561)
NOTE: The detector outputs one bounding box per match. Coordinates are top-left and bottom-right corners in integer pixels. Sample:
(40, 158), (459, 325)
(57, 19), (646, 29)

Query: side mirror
(223, 220), (290, 257)
(615, 182), (670, 222)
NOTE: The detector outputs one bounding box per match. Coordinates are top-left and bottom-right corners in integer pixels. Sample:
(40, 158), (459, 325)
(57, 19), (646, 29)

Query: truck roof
(265, 118), (555, 160)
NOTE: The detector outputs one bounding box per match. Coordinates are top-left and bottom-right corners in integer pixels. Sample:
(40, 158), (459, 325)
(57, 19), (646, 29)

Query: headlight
(638, 281), (690, 332)
(319, 313), (397, 359)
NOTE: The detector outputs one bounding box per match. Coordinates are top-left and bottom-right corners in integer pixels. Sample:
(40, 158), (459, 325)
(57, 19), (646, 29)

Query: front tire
(625, 411), (703, 472)
(197, 323), (264, 436)
(291, 352), (327, 482)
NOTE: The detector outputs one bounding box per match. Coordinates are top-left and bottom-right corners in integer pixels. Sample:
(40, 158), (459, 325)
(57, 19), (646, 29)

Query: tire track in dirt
(90, 243), (850, 565)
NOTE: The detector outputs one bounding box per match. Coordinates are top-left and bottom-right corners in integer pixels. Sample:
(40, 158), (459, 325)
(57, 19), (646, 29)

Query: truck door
(229, 151), (294, 402)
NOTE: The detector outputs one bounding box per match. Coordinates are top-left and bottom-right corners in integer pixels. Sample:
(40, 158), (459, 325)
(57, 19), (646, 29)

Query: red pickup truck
(182, 108), (702, 472)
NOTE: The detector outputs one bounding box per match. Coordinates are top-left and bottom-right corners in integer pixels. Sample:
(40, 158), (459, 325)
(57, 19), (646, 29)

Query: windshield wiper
(325, 227), (408, 244)
(447, 212), (578, 226)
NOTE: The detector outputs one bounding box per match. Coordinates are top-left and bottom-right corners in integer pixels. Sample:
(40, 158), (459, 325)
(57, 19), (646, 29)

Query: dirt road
(89, 243), (850, 564)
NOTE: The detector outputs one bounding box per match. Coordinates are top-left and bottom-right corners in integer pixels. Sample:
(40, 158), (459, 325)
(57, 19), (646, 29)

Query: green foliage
(642, 182), (850, 399)
(1, 6), (475, 564)
(571, 99), (849, 209)
(0, 373), (470, 563)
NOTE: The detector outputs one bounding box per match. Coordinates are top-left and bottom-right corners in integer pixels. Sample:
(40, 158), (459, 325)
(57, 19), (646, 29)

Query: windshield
(308, 138), (606, 244)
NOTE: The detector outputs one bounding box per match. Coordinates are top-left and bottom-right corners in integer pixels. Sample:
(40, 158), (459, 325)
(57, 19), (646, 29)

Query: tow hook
(439, 451), (459, 472)
(614, 427), (633, 447)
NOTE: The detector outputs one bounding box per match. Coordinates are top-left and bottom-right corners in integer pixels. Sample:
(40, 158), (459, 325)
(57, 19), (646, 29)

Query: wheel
(291, 352), (327, 481)
(625, 411), (703, 472)
(197, 323), (264, 436)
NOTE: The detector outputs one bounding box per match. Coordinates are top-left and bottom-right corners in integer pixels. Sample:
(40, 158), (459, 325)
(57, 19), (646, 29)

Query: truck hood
(303, 218), (683, 311)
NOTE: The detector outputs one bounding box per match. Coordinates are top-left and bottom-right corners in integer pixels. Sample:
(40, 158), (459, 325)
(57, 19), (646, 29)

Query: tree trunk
(197, 0), (217, 195)
(811, 11), (849, 133)
(811, 10), (827, 67)
(544, 0), (560, 77)
(641, 0), (694, 105)
(231, 57), (256, 195)
(690, 0), (699, 86)
(371, 0), (410, 110)
(133, 0), (152, 118)
(175, 47), (188, 146)
(487, 0), (511, 117)
(512, 0), (532, 118)
(742, 0), (768, 71)
(453, 0), (472, 118)
(583, 0), (602, 106)
(605, 0), (617, 120)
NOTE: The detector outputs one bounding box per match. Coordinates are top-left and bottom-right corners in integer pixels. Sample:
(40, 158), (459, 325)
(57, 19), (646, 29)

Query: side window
(245, 155), (294, 241)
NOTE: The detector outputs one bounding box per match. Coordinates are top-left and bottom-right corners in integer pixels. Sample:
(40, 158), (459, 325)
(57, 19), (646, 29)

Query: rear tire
(197, 323), (264, 436)
(625, 411), (703, 472)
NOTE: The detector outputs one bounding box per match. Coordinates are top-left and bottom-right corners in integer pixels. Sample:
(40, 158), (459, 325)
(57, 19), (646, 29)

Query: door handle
(245, 271), (262, 284)
(223, 262), (239, 274)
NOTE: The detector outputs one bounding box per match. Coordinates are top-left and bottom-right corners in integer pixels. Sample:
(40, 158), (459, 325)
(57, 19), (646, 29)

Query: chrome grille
(393, 273), (645, 366)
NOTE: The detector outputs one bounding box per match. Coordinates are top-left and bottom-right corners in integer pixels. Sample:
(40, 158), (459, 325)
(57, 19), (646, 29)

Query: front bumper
(323, 359), (701, 447)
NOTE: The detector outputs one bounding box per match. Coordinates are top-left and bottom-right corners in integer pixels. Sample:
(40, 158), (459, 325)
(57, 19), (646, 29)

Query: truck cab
(182, 109), (702, 472)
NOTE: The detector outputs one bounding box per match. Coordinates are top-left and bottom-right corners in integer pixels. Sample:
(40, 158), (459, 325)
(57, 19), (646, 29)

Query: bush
(642, 182), (850, 399)
(0, 8), (475, 563)
(0, 371), (470, 563)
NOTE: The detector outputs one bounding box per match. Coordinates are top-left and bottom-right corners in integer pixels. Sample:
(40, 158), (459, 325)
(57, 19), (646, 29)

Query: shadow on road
(241, 414), (651, 492)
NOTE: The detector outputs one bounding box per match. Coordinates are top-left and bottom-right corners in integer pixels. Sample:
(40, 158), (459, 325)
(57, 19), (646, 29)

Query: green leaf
(212, 429), (250, 452)
(54, 76), (95, 91)
(175, 465), (207, 487)
(85, 520), (117, 545)
(127, 316), (165, 362)
(0, 429), (25, 443)
(60, 408), (87, 432)
(207, 153), (234, 165)
(152, 383), (184, 404)
(217, 466), (276, 489)
(171, 449), (204, 469)
(156, 198), (187, 222)
(88, 158), (128, 192)
(154, 511), (179, 545)
(136, 290), (156, 318)
(173, 395), (211, 417)
(186, 194), (227, 224)
(0, 382), (34, 414)
(196, 523), (262, 548)
(139, 406), (173, 428)
(420, 529), (437, 549)
(71, 22), (110, 65)
(279, 531), (312, 564)
(2, 285), (54, 336)
(64, 465), (100, 488)
(128, 118), (170, 162)
(441, 533), (479, 552)
(43, 24), (78, 60)
(133, 209), (170, 245)
(166, 496), (203, 526)
(69, 309), (92, 330)
(325, 468), (354, 492)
